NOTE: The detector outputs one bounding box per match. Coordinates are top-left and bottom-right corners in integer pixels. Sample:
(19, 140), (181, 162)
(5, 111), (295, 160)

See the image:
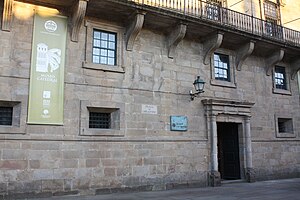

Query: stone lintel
(202, 99), (255, 117)
(2, 0), (13, 31)
(71, 0), (89, 42)
(290, 58), (300, 80)
(167, 22), (187, 58)
(236, 40), (255, 71)
(125, 11), (146, 51)
(266, 49), (285, 76)
(202, 31), (224, 65)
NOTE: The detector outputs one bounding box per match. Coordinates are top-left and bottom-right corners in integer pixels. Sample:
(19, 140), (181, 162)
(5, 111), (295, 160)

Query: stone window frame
(210, 49), (236, 88)
(83, 20), (125, 73)
(0, 100), (25, 134)
(274, 114), (296, 138)
(79, 100), (125, 137)
(272, 63), (291, 95)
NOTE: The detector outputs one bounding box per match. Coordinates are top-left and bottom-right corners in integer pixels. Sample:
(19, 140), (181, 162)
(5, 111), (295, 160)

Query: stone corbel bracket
(266, 49), (285, 76)
(202, 31), (224, 65)
(167, 22), (187, 58)
(2, 0), (13, 31)
(71, 0), (89, 42)
(291, 58), (300, 80)
(125, 11), (146, 51)
(236, 40), (255, 71)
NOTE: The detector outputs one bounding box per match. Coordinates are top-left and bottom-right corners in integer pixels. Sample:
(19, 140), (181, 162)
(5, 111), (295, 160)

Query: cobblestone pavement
(28, 178), (300, 200)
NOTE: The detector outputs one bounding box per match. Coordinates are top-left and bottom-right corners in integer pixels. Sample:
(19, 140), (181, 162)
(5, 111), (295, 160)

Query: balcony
(125, 0), (300, 47)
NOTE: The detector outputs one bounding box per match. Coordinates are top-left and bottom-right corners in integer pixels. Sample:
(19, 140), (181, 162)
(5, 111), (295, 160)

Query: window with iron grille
(92, 30), (117, 66)
(274, 66), (287, 90)
(89, 112), (111, 129)
(214, 53), (230, 81)
(0, 106), (13, 126)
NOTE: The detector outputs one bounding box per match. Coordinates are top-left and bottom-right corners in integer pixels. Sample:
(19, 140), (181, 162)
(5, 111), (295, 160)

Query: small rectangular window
(275, 66), (287, 90)
(92, 30), (117, 66)
(89, 112), (111, 129)
(277, 118), (293, 133)
(214, 53), (230, 81)
(0, 107), (13, 126)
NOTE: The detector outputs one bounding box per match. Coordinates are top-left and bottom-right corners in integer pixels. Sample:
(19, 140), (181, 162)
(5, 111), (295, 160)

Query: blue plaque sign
(170, 116), (188, 131)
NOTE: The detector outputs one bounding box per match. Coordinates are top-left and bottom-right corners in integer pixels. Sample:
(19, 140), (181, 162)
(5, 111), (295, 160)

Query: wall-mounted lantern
(190, 76), (205, 101)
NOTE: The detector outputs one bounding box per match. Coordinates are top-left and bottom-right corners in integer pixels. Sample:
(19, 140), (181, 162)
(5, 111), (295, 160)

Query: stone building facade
(0, 0), (300, 198)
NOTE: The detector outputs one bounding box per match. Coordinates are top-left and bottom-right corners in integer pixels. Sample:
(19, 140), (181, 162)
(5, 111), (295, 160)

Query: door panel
(217, 123), (241, 180)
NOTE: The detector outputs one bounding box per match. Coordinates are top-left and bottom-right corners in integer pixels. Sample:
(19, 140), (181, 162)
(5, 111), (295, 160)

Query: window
(92, 30), (116, 66)
(206, 0), (222, 21)
(210, 50), (236, 88)
(0, 106), (13, 126)
(214, 53), (230, 81)
(80, 100), (125, 136)
(264, 1), (282, 38)
(0, 101), (25, 134)
(277, 118), (293, 133)
(89, 112), (111, 129)
(274, 66), (287, 90)
(83, 20), (124, 73)
(275, 116), (295, 138)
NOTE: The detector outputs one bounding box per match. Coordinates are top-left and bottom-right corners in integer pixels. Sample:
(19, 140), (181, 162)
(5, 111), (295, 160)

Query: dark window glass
(206, 0), (222, 21)
(275, 66), (287, 90)
(92, 30), (116, 65)
(214, 53), (230, 81)
(278, 118), (293, 133)
(0, 107), (13, 126)
(89, 112), (111, 129)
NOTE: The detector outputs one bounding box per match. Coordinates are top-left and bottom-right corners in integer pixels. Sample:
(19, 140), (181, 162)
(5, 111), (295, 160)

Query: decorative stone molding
(125, 11), (146, 51)
(167, 22), (187, 58)
(2, 0), (13, 31)
(202, 99), (255, 117)
(71, 0), (89, 42)
(203, 99), (255, 185)
(266, 49), (285, 76)
(290, 58), (300, 80)
(236, 41), (255, 71)
(202, 31), (224, 65)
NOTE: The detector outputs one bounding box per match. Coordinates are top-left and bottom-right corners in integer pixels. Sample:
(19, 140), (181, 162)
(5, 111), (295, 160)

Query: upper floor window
(206, 0), (223, 21)
(83, 20), (124, 73)
(214, 53), (230, 81)
(93, 30), (117, 66)
(264, 1), (282, 38)
(274, 66), (287, 90)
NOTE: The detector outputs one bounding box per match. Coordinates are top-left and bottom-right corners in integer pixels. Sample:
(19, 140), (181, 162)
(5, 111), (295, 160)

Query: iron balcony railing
(128, 0), (300, 47)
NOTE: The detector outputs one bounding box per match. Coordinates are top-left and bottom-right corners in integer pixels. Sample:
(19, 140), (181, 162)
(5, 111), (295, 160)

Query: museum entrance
(217, 122), (241, 180)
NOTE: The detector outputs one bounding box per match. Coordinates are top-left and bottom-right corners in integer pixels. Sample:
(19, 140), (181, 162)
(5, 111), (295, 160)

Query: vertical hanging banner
(28, 12), (67, 125)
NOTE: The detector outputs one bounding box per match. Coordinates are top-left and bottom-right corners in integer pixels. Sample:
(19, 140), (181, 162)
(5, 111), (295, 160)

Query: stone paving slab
(27, 178), (300, 200)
